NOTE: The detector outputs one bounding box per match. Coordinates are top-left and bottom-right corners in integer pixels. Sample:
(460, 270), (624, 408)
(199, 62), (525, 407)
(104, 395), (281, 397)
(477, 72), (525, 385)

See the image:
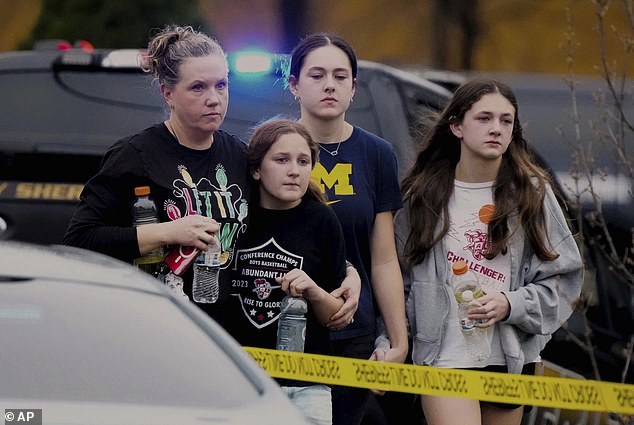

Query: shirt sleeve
(503, 185), (584, 335)
(63, 139), (143, 261)
(375, 138), (404, 214)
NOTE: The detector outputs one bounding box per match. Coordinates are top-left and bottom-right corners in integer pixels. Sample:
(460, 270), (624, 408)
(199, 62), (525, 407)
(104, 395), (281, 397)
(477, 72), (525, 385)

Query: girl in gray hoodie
(379, 77), (583, 425)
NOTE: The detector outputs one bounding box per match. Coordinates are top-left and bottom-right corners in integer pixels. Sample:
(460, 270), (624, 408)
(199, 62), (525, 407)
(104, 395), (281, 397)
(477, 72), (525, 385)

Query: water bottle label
(276, 316), (306, 352)
(460, 318), (475, 331)
(198, 249), (221, 267)
(133, 252), (164, 265)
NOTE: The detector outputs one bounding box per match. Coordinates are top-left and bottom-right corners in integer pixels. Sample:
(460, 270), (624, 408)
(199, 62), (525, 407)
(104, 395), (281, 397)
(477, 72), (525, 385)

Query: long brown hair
(400, 77), (559, 266)
(247, 119), (326, 204)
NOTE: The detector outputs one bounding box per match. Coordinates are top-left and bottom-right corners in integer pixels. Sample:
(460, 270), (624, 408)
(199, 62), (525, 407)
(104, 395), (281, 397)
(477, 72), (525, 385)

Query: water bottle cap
(452, 260), (468, 275)
(462, 290), (474, 302)
(135, 186), (151, 196)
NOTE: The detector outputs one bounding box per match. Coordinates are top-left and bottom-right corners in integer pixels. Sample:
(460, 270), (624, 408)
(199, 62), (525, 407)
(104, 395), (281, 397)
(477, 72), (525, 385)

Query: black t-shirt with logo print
(223, 196), (347, 385)
(63, 123), (251, 320)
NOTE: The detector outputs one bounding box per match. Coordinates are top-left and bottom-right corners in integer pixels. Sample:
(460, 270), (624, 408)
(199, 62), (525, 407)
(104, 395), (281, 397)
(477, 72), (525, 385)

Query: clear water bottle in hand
(451, 260), (490, 362)
(192, 242), (221, 303)
(276, 295), (308, 353)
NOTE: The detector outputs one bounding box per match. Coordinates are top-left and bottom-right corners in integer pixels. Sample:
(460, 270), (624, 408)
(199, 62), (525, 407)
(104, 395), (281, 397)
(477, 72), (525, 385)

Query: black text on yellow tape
(243, 347), (634, 415)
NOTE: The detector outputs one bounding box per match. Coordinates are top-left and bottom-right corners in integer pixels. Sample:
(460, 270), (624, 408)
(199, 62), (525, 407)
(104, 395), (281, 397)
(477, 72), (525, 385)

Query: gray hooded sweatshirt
(378, 183), (583, 374)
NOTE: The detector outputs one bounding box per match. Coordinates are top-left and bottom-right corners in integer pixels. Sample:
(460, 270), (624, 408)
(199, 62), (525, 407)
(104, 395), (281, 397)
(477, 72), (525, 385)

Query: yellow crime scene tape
(244, 347), (634, 415)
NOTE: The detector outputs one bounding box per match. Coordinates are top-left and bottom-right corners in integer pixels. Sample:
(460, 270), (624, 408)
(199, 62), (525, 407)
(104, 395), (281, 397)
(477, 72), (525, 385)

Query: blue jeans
(282, 384), (332, 425)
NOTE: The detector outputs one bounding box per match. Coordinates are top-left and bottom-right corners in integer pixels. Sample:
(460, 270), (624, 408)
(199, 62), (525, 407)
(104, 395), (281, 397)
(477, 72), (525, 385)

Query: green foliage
(19, 0), (210, 49)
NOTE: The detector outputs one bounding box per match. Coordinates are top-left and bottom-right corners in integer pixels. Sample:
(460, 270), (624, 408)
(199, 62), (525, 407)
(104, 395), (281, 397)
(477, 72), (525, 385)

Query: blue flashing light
(230, 50), (273, 75)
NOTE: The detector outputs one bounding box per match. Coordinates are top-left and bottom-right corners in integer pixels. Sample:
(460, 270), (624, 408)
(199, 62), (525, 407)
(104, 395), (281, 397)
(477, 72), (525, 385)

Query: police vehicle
(0, 42), (449, 245)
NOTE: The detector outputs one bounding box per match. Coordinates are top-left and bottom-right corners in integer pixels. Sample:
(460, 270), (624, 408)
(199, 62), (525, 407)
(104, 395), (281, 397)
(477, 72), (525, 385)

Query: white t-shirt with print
(435, 180), (511, 369)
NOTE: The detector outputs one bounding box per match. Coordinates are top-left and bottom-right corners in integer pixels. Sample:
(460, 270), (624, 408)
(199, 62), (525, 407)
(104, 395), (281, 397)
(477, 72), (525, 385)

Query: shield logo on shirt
(233, 238), (304, 328)
(253, 278), (274, 299)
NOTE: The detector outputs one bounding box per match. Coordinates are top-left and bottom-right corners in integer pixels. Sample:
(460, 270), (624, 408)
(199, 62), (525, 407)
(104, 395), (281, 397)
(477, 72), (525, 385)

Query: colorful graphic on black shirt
(165, 164), (248, 268)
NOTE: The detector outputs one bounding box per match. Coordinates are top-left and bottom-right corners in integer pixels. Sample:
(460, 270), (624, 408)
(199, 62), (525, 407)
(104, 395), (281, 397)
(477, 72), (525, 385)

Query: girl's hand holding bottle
(469, 291), (511, 327)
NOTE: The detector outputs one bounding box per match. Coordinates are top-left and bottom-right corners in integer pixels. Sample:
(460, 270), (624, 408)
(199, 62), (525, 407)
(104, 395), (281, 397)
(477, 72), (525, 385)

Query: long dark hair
(247, 119), (326, 204)
(400, 77), (559, 265)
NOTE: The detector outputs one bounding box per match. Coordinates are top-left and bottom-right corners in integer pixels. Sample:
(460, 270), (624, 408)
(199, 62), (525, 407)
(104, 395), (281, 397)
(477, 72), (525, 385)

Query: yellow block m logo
(311, 163), (353, 195)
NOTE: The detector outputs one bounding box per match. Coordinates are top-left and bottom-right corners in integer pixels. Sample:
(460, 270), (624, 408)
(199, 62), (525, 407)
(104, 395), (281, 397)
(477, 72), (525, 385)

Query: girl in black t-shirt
(224, 119), (347, 425)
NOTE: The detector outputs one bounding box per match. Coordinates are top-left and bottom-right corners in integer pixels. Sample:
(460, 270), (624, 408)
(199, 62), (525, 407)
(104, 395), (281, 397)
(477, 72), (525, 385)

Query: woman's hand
(367, 342), (407, 395)
(277, 269), (344, 326)
(276, 269), (318, 298)
(327, 265), (361, 330)
(163, 215), (220, 250)
(470, 291), (511, 327)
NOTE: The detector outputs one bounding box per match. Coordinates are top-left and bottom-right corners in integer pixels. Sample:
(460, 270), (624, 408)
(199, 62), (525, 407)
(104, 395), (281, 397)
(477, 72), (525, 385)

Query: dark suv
(0, 45), (450, 245)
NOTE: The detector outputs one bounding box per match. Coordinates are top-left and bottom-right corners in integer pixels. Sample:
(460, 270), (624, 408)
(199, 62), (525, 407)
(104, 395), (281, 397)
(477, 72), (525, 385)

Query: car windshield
(0, 279), (260, 407)
(0, 70), (163, 154)
(0, 65), (379, 150)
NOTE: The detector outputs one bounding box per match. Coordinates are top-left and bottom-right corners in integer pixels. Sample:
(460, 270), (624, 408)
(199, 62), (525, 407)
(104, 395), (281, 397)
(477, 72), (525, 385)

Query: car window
(0, 71), (163, 153)
(0, 280), (260, 406)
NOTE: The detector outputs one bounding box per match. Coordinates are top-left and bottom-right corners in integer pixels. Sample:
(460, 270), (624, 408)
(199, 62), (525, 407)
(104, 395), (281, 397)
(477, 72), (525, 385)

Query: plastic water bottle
(451, 260), (490, 362)
(192, 242), (221, 303)
(276, 295), (308, 352)
(132, 186), (164, 276)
